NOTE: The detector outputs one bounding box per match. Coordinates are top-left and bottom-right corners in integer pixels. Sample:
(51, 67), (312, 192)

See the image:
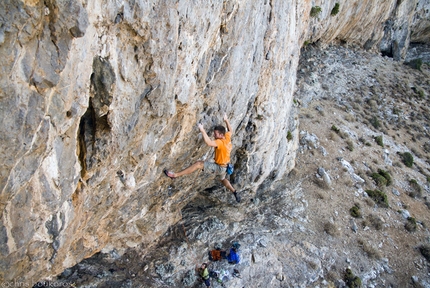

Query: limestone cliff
(0, 0), (428, 282)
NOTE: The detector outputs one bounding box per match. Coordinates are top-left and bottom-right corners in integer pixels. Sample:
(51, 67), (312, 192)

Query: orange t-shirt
(214, 132), (232, 166)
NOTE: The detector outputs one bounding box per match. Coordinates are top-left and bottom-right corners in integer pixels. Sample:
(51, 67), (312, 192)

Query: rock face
(0, 0), (429, 283)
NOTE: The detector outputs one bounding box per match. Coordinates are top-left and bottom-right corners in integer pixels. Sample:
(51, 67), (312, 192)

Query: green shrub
(287, 131), (293, 142)
(366, 189), (389, 208)
(358, 239), (382, 259)
(418, 89), (425, 99)
(369, 116), (381, 129)
(344, 268), (362, 288)
(407, 58), (423, 71)
(331, 3), (340, 16)
(350, 205), (361, 218)
(419, 244), (430, 262)
(370, 169), (391, 187)
(331, 125), (340, 133)
(374, 135), (384, 147)
(369, 214), (383, 230)
(405, 217), (417, 232)
(310, 6), (322, 17)
(371, 173), (387, 187)
(401, 152), (414, 167)
(377, 169), (392, 186)
(409, 179), (422, 198)
(392, 107), (401, 115)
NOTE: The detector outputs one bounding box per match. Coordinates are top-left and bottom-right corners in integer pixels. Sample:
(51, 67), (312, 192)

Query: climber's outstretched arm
(198, 123), (217, 147)
(224, 113), (233, 134)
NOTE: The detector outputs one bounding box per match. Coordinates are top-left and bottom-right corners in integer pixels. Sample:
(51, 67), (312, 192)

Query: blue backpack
(226, 164), (234, 175)
(227, 247), (240, 264)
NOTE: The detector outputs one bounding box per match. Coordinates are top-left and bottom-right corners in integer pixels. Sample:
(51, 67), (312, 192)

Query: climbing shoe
(233, 191), (241, 203)
(163, 169), (176, 179)
(233, 269), (241, 278)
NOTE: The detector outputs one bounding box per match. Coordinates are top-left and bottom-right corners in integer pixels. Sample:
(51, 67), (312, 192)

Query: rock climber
(163, 114), (241, 202)
(198, 263), (211, 287)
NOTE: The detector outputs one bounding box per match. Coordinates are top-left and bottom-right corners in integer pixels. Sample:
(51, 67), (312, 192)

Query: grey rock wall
(0, 0), (429, 283)
(411, 0), (430, 43)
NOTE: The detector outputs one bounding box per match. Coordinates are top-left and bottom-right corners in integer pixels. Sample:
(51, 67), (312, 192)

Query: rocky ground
(38, 44), (430, 288)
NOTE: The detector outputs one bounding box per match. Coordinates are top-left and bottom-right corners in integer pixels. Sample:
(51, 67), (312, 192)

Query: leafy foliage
(405, 217), (417, 232)
(369, 116), (381, 129)
(350, 205), (361, 218)
(331, 125), (340, 133)
(366, 189), (389, 208)
(331, 3), (340, 16)
(287, 131), (293, 141)
(374, 135), (383, 147)
(310, 6), (322, 17)
(344, 268), (362, 288)
(401, 152), (414, 167)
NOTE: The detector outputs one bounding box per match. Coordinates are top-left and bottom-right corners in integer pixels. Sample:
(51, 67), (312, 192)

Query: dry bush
(364, 197), (375, 207)
(315, 191), (326, 200)
(405, 217), (417, 232)
(304, 112), (314, 119)
(288, 168), (298, 177)
(326, 270), (338, 282)
(358, 239), (382, 259)
(324, 222), (340, 236)
(368, 214), (384, 230)
(361, 219), (369, 228)
(368, 99), (378, 111)
(356, 169), (368, 181)
(393, 161), (403, 168)
(313, 178), (330, 190)
(307, 259), (319, 270)
(424, 143), (430, 155)
(343, 177), (353, 186)
(339, 131), (349, 139)
(411, 147), (423, 158)
(329, 131), (339, 141)
(408, 179), (422, 198)
(352, 102), (362, 111)
(346, 140), (354, 151)
(344, 114), (355, 122)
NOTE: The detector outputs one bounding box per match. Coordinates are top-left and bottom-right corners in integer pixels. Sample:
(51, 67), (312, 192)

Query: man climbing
(163, 114), (241, 203)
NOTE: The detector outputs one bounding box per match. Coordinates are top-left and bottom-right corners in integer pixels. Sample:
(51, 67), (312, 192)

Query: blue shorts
(204, 162), (227, 180)
(203, 278), (210, 287)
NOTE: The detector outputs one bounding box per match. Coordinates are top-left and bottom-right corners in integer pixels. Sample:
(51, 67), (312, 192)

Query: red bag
(209, 249), (222, 261)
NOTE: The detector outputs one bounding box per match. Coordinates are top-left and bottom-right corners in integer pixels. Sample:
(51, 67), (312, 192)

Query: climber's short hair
(214, 125), (226, 135)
